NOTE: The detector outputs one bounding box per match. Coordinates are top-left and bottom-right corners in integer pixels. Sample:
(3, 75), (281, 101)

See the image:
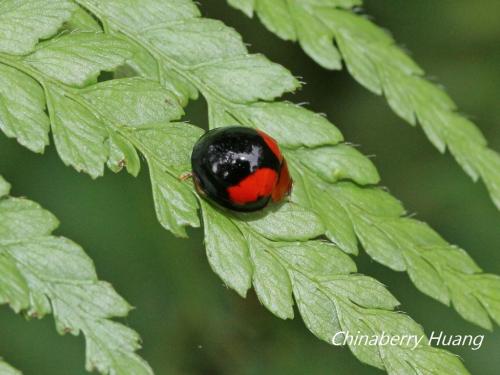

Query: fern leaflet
(0, 358), (21, 375)
(227, 0), (500, 211)
(0, 175), (152, 374)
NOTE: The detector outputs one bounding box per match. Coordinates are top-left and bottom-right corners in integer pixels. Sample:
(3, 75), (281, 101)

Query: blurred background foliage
(0, 0), (499, 374)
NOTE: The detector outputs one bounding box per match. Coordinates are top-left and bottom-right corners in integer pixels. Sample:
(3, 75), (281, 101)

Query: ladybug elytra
(191, 126), (293, 212)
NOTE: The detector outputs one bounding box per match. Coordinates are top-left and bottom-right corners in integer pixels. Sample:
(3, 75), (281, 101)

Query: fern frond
(0, 175), (153, 375)
(74, 0), (500, 329)
(202, 200), (468, 374)
(227, 0), (500, 211)
(0, 358), (21, 375)
(0, 1), (496, 373)
(291, 170), (500, 330)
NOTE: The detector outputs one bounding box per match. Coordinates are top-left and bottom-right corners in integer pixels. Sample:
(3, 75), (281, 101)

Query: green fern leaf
(82, 78), (184, 126)
(0, 1), (497, 373)
(0, 0), (77, 55)
(241, 202), (325, 241)
(0, 175), (10, 197)
(25, 33), (133, 87)
(246, 232), (294, 319)
(63, 6), (102, 33)
(0, 64), (50, 153)
(239, 102), (343, 147)
(227, 0), (500, 211)
(0, 18), (185, 179)
(0, 176), (153, 375)
(0, 358), (21, 375)
(201, 200), (253, 297)
(47, 87), (109, 178)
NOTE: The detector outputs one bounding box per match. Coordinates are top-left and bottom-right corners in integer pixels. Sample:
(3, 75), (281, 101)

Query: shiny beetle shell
(191, 126), (293, 212)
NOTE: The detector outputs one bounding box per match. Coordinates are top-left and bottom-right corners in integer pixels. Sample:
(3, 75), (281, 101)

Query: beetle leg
(179, 172), (193, 181)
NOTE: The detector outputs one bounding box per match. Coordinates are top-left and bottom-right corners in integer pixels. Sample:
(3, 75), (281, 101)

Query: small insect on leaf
(191, 126), (293, 212)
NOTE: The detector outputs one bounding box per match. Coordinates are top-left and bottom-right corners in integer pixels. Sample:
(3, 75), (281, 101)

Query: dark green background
(1, 0), (499, 374)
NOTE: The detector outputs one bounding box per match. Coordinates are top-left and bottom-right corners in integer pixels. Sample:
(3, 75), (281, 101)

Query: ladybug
(191, 126), (293, 212)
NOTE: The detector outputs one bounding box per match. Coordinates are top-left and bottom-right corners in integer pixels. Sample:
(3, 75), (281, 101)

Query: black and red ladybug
(191, 126), (293, 212)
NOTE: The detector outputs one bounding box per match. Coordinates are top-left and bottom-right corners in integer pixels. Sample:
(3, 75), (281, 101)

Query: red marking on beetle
(272, 159), (293, 202)
(257, 130), (282, 161)
(227, 168), (278, 204)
